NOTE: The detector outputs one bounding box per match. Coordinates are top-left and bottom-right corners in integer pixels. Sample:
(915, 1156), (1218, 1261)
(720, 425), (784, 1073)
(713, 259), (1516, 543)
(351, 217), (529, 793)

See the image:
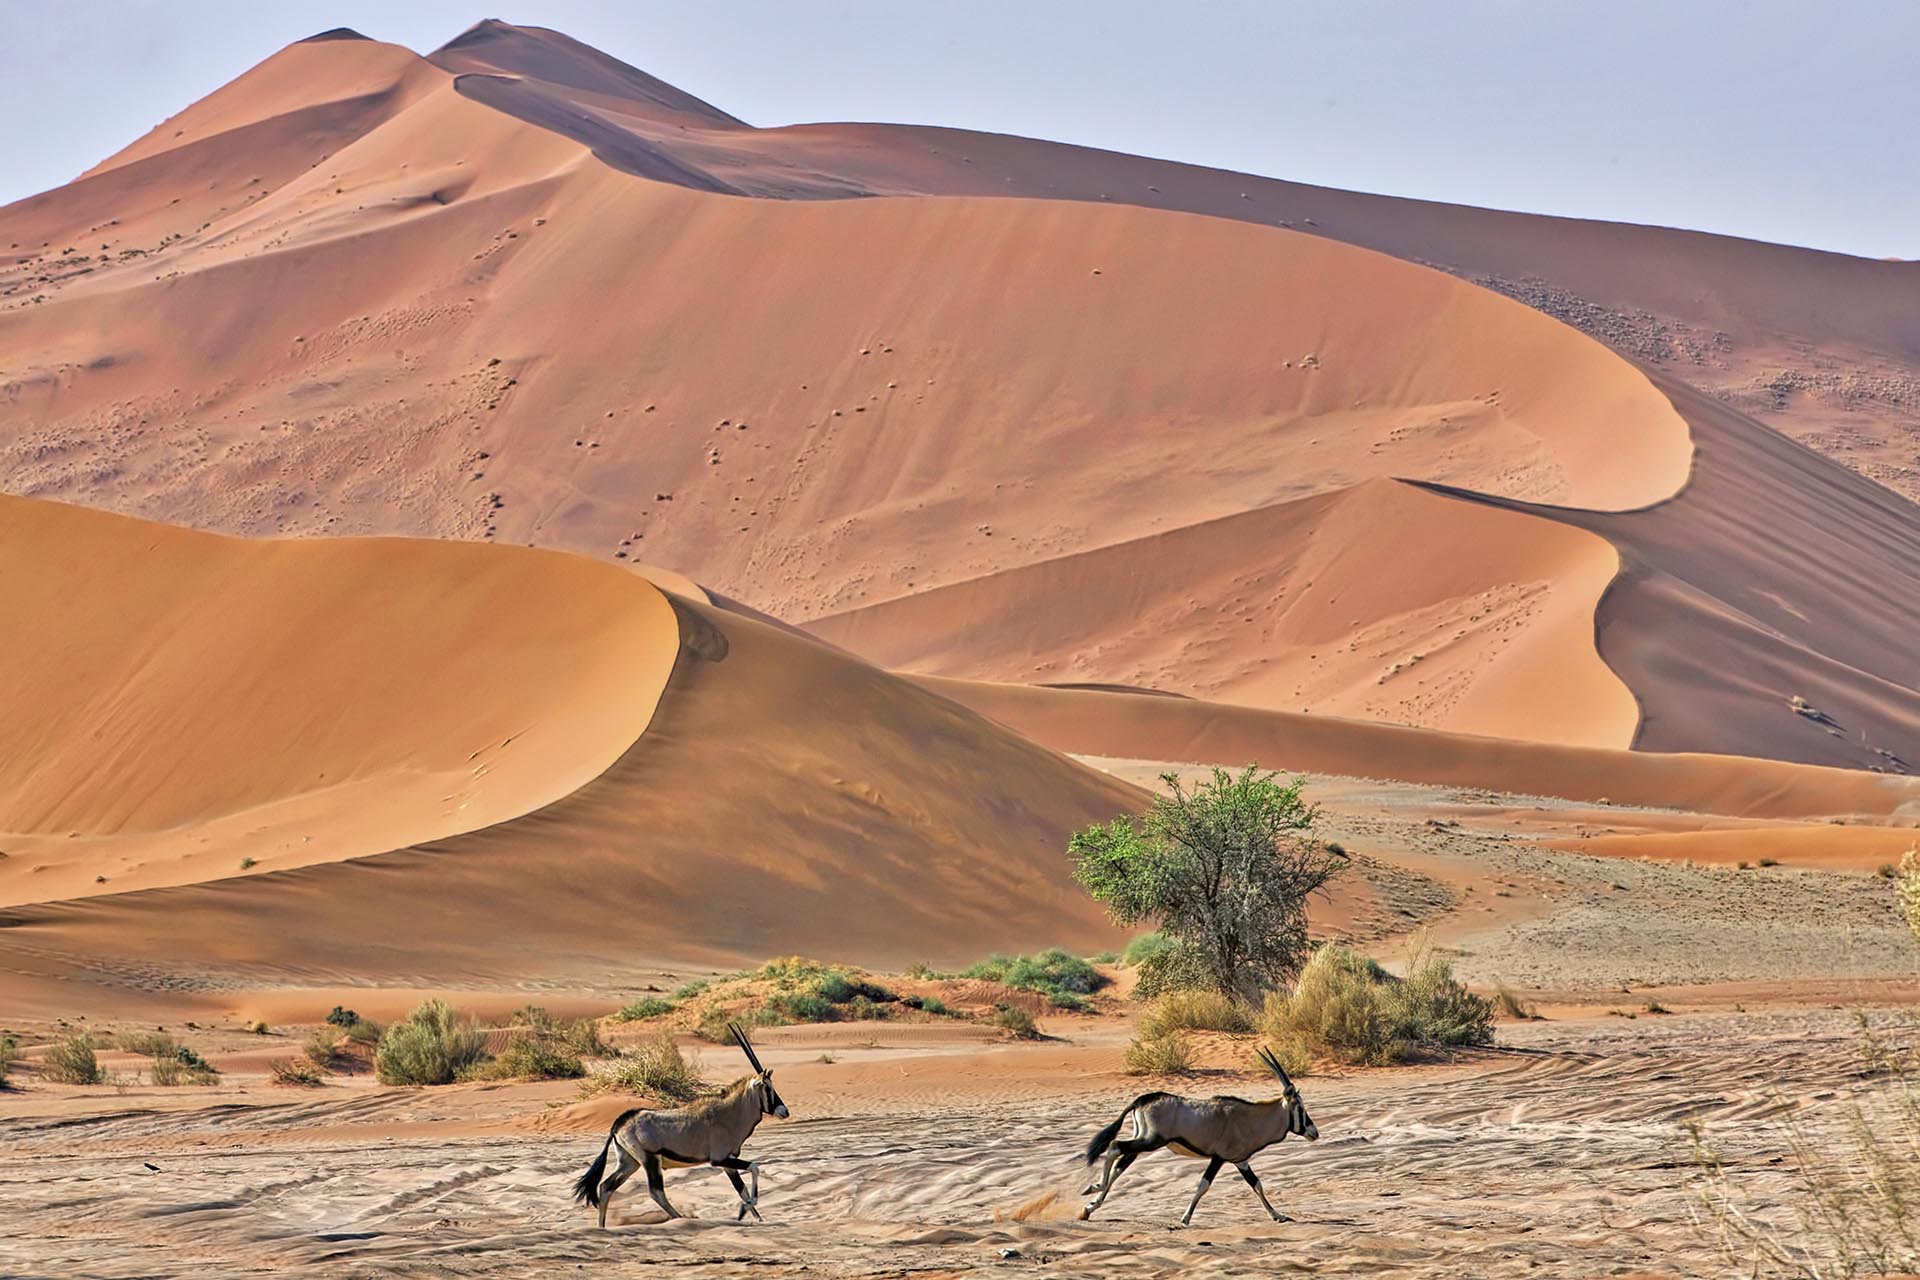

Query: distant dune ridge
(0, 20), (1916, 995)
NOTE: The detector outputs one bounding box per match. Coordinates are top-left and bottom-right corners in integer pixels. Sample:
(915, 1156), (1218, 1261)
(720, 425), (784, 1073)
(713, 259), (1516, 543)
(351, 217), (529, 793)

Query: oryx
(572, 1023), (789, 1227)
(1080, 1045), (1318, 1225)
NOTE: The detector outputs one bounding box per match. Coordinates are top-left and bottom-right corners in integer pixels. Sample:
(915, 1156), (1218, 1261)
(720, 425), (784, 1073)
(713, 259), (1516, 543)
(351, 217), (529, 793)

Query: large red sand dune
(0, 24), (1912, 793)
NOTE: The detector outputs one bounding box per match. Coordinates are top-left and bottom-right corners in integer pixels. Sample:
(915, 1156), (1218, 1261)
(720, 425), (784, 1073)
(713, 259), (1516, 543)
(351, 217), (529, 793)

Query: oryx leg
(596, 1138), (642, 1230)
(1236, 1161), (1289, 1222)
(1081, 1140), (1154, 1219)
(641, 1152), (682, 1220)
(715, 1157), (763, 1222)
(1180, 1156), (1225, 1227)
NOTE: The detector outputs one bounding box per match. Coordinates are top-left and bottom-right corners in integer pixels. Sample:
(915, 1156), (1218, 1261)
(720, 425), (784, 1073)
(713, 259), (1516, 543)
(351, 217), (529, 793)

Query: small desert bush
(42, 1033), (105, 1085)
(671, 978), (711, 1001)
(269, 1058), (325, 1087)
(1141, 989), (1254, 1035)
(325, 1005), (360, 1029)
(1262, 943), (1493, 1067)
(964, 949), (1107, 1008)
(116, 1030), (179, 1057)
(375, 999), (486, 1085)
(150, 1046), (220, 1087)
(582, 1032), (704, 1101)
(0, 1033), (20, 1088)
(304, 1030), (344, 1070)
(466, 1033), (583, 1082)
(1124, 1028), (1194, 1075)
(343, 1017), (383, 1046)
(616, 997), (675, 1021)
(507, 1005), (608, 1057)
(988, 1005), (1041, 1040)
(1897, 848), (1920, 947)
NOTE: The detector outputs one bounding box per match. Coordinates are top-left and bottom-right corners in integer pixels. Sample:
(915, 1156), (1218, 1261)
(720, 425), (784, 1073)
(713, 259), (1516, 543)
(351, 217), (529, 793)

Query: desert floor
(5, 769), (1915, 1279)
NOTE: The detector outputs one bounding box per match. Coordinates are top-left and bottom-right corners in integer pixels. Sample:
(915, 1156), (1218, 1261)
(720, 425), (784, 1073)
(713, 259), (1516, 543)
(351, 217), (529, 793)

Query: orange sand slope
(0, 494), (676, 906)
(917, 678), (1920, 824)
(0, 21), (1914, 773)
(0, 497), (1136, 1001)
(810, 478), (1636, 749)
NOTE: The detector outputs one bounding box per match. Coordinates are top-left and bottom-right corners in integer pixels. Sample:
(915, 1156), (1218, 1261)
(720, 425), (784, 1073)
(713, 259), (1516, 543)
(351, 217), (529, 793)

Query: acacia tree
(1069, 766), (1345, 1002)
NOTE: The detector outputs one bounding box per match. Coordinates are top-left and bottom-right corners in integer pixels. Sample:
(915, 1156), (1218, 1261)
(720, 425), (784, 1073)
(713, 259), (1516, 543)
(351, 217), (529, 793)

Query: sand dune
(810, 478), (1637, 747)
(0, 494), (676, 906)
(920, 678), (1920, 823)
(3, 21), (1912, 773)
(0, 497), (1137, 1008)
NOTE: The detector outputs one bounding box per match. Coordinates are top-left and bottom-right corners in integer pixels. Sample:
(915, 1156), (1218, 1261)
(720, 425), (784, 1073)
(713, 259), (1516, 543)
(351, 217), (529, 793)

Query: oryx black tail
(573, 1107), (641, 1205)
(1085, 1092), (1170, 1164)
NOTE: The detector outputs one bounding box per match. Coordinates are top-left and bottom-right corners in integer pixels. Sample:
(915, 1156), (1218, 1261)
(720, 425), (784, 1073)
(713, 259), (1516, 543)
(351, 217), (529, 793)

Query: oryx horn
(1257, 1045), (1293, 1086)
(729, 1021), (765, 1073)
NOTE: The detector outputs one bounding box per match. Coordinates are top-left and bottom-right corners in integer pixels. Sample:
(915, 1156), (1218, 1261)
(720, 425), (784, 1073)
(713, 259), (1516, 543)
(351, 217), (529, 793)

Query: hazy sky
(3, 1), (1913, 258)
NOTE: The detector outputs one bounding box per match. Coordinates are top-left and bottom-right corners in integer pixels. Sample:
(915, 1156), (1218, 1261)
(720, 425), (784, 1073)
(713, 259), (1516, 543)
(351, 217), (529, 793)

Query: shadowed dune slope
(920, 678), (1920, 824)
(0, 494), (678, 906)
(0, 500), (1138, 996)
(809, 478), (1636, 747)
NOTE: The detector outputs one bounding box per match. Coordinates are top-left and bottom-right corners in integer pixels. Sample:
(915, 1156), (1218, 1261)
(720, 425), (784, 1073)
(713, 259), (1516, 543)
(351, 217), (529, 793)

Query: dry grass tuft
(1123, 1027), (1194, 1076)
(41, 1033), (104, 1085)
(580, 1031), (705, 1102)
(268, 1058), (326, 1087)
(1689, 1017), (1920, 1277)
(1141, 989), (1254, 1035)
(1262, 940), (1493, 1067)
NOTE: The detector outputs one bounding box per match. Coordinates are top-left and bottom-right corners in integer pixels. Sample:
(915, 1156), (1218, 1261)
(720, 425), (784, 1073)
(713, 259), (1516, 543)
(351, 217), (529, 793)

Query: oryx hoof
(1270, 1211), (1292, 1223)
(1079, 1204), (1096, 1221)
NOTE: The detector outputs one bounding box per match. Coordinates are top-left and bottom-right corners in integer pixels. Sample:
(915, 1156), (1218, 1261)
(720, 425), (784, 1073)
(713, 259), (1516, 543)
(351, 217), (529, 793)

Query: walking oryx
(1080, 1045), (1318, 1225)
(572, 1023), (789, 1227)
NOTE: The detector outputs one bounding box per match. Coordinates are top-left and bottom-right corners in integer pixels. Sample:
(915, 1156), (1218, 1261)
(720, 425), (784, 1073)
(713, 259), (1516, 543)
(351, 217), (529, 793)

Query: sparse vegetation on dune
(987, 1006), (1041, 1040)
(1140, 989), (1254, 1035)
(0, 1033), (20, 1088)
(1123, 1026), (1194, 1075)
(961, 949), (1108, 1010)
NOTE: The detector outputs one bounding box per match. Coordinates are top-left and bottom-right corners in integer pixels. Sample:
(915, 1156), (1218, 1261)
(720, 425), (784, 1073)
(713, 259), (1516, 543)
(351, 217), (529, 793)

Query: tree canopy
(1069, 766), (1345, 1001)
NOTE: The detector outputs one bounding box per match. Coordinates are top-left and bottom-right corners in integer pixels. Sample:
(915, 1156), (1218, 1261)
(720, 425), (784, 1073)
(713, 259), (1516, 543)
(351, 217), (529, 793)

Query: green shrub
(964, 949), (1107, 1005)
(375, 999), (487, 1085)
(582, 1032), (705, 1101)
(988, 1005), (1041, 1040)
(0, 1034), (20, 1088)
(1123, 1029), (1193, 1075)
(325, 1006), (360, 1029)
(42, 1033), (105, 1084)
(1070, 767), (1344, 1001)
(344, 1017), (383, 1046)
(617, 997), (675, 1021)
(1262, 943), (1493, 1067)
(769, 990), (835, 1023)
(671, 979), (711, 1001)
(1141, 989), (1254, 1035)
